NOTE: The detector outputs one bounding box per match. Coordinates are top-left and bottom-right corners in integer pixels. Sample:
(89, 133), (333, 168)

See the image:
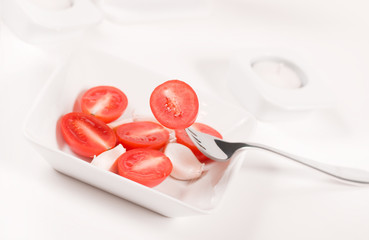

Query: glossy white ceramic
(228, 49), (332, 121)
(23, 47), (256, 217)
(0, 0), (102, 43)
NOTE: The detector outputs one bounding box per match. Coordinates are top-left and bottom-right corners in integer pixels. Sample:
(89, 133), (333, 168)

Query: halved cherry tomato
(60, 112), (117, 158)
(115, 121), (169, 150)
(117, 148), (173, 187)
(175, 122), (222, 163)
(79, 86), (128, 123)
(150, 80), (199, 129)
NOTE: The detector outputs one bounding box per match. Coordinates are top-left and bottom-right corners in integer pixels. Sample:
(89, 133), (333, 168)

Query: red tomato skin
(117, 148), (173, 187)
(175, 123), (222, 163)
(115, 121), (169, 150)
(60, 112), (117, 158)
(80, 86), (128, 123)
(150, 80), (199, 129)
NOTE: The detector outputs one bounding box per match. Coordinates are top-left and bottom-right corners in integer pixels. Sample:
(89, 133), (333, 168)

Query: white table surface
(1, 0), (369, 239)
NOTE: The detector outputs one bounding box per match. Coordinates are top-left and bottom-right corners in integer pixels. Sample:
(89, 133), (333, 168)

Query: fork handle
(246, 143), (369, 184)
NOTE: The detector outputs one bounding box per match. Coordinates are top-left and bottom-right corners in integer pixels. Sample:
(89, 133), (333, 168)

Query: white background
(1, 0), (369, 239)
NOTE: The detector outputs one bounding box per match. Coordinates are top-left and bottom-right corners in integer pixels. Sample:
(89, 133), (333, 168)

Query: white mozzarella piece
(91, 144), (126, 173)
(164, 143), (204, 181)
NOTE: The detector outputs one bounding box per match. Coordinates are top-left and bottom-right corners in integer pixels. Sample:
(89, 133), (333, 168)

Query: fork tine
(186, 129), (205, 149)
(185, 127), (229, 161)
(186, 128), (203, 145)
(186, 128), (198, 137)
(185, 128), (201, 143)
(195, 142), (207, 150)
(191, 135), (202, 144)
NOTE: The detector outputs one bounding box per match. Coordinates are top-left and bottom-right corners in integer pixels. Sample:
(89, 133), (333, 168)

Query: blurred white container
(94, 0), (212, 23)
(28, 0), (73, 11)
(228, 49), (332, 121)
(0, 0), (102, 44)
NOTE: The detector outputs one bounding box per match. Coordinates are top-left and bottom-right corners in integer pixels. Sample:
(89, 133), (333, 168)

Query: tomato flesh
(175, 122), (222, 163)
(80, 86), (128, 123)
(60, 112), (117, 158)
(150, 80), (199, 129)
(115, 121), (169, 150)
(117, 148), (173, 187)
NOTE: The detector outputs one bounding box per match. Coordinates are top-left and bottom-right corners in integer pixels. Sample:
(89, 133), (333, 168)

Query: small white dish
(0, 0), (102, 43)
(23, 47), (256, 217)
(228, 49), (332, 121)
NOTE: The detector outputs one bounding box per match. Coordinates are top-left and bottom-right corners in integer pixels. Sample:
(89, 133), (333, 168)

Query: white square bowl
(23, 47), (256, 217)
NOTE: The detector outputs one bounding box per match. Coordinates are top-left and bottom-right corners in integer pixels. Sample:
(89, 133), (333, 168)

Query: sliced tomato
(150, 80), (199, 129)
(117, 148), (173, 187)
(115, 121), (169, 150)
(60, 112), (117, 158)
(79, 86), (128, 123)
(175, 122), (222, 163)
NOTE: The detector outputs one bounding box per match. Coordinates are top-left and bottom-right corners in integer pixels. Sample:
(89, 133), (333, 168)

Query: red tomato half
(60, 112), (117, 158)
(80, 86), (128, 123)
(115, 121), (170, 150)
(175, 122), (222, 163)
(150, 80), (199, 129)
(117, 148), (173, 187)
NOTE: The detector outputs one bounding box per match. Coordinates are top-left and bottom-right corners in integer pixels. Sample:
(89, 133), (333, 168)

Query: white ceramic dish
(23, 47), (256, 217)
(0, 0), (102, 43)
(228, 48), (332, 121)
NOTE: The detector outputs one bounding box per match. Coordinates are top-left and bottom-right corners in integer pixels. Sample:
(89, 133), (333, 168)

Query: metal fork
(185, 127), (369, 184)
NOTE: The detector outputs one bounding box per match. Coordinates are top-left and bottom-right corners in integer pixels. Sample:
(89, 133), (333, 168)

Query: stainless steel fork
(185, 127), (369, 184)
